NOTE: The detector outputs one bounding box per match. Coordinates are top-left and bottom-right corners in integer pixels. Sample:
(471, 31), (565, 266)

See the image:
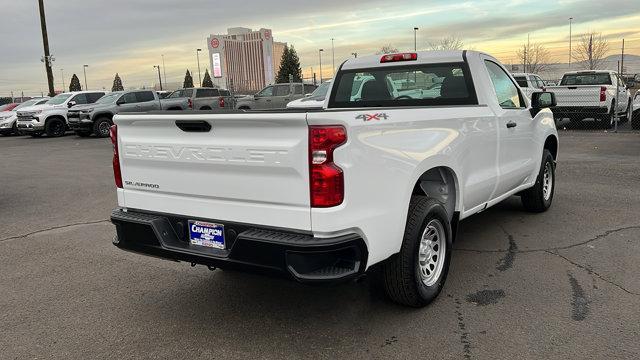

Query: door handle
(506, 121), (517, 128)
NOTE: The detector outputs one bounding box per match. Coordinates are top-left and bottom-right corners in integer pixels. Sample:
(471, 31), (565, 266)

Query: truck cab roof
(340, 50), (490, 71)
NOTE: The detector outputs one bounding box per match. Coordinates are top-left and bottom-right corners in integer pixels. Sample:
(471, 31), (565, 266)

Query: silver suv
(67, 90), (160, 137)
(235, 83), (316, 110)
(164, 87), (235, 110)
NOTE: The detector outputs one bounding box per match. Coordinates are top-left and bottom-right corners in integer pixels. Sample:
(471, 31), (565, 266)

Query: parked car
(286, 80), (332, 109)
(163, 87), (235, 110)
(16, 91), (105, 137)
(512, 72), (546, 99)
(0, 103), (19, 112)
(236, 83), (316, 109)
(546, 70), (632, 128)
(110, 50), (558, 307)
(632, 90), (640, 130)
(156, 91), (171, 99)
(0, 98), (49, 136)
(68, 90), (162, 137)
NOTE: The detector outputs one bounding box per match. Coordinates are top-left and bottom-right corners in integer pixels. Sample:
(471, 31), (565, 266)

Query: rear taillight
(309, 125), (346, 207)
(188, 98), (193, 109)
(380, 53), (418, 63)
(600, 86), (607, 102)
(218, 96), (225, 108)
(110, 125), (123, 188)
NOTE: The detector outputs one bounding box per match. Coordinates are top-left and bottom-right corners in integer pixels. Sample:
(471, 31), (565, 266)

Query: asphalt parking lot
(1, 130), (639, 359)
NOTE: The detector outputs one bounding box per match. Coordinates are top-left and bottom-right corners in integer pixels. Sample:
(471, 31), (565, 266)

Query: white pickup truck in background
(110, 50), (558, 307)
(546, 70), (632, 128)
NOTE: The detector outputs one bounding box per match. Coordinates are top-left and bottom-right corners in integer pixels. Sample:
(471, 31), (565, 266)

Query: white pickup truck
(110, 50), (559, 307)
(546, 70), (632, 128)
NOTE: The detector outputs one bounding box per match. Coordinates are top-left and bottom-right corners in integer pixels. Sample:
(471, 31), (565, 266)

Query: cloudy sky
(1, 0), (639, 95)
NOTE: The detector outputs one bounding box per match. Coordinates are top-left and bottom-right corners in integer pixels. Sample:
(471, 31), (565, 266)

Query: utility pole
(161, 54), (167, 85)
(196, 49), (202, 86)
(568, 17), (573, 70)
(153, 65), (163, 91)
(83, 65), (89, 90)
(331, 38), (336, 77)
(414, 27), (419, 51)
(620, 39), (625, 76)
(37, 0), (55, 97)
(318, 49), (324, 84)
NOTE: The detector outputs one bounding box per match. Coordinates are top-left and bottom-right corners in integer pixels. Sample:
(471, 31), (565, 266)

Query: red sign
(264, 30), (271, 40)
(210, 38), (220, 48)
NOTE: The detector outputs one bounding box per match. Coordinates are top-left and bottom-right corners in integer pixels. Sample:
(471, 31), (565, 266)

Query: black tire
(200, 106), (212, 110)
(11, 122), (19, 136)
(238, 106), (250, 110)
(381, 196), (452, 307)
(521, 149), (555, 212)
(632, 111), (640, 130)
(75, 130), (92, 137)
(45, 118), (66, 137)
(93, 117), (112, 138)
(597, 107), (614, 129)
(30, 133), (42, 138)
(619, 100), (632, 123)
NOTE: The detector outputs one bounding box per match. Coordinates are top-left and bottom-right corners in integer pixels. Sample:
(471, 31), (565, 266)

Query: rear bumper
(111, 208), (368, 283)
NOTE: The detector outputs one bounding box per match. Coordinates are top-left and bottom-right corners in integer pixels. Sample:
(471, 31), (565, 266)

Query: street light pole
(37, 0), (55, 97)
(61, 69), (65, 91)
(318, 49), (324, 84)
(196, 49), (202, 87)
(414, 27), (419, 51)
(161, 54), (167, 85)
(331, 38), (335, 76)
(83, 65), (89, 90)
(154, 65), (163, 91)
(568, 17), (573, 70)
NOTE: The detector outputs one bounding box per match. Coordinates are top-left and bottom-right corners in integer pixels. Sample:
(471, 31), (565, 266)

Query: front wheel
(381, 197), (452, 307)
(93, 117), (112, 138)
(521, 149), (555, 212)
(45, 118), (66, 137)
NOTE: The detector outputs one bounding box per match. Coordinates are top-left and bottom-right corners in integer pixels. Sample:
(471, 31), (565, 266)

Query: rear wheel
(521, 149), (555, 212)
(45, 118), (66, 137)
(381, 197), (452, 307)
(93, 117), (112, 138)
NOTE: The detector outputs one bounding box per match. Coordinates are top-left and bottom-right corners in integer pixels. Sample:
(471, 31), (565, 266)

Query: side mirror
(67, 101), (76, 108)
(304, 93), (312, 97)
(530, 91), (556, 116)
(253, 94), (259, 100)
(116, 99), (124, 106)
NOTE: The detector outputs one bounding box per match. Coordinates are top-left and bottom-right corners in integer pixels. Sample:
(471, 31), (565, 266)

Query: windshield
(309, 82), (332, 99)
(14, 99), (41, 110)
(95, 92), (121, 104)
(46, 93), (73, 105)
(560, 73), (612, 86)
(513, 76), (528, 87)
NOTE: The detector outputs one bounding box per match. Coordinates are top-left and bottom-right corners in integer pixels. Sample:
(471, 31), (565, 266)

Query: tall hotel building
(207, 27), (287, 93)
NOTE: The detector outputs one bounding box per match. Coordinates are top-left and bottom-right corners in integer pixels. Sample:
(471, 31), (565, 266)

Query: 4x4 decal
(356, 113), (389, 122)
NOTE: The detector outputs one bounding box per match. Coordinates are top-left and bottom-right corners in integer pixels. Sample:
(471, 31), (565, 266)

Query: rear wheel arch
(411, 166), (459, 222)
(92, 112), (113, 122)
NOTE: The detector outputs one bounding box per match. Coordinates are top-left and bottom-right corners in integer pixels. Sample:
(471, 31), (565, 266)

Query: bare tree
(515, 42), (551, 73)
(572, 32), (609, 70)
(376, 45), (399, 55)
(428, 36), (465, 51)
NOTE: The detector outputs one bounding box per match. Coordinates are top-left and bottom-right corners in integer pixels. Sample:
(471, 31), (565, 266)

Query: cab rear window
(560, 73), (612, 86)
(329, 62), (477, 108)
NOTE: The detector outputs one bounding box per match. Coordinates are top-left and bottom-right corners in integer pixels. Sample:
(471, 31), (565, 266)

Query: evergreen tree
(275, 45), (302, 83)
(69, 74), (82, 91)
(183, 70), (194, 88)
(111, 73), (124, 91)
(201, 69), (214, 87)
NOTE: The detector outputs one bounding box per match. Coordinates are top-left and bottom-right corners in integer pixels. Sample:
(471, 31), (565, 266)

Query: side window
(169, 90), (183, 98)
(484, 61), (523, 109)
(87, 93), (104, 103)
(121, 92), (138, 104)
(183, 89), (194, 98)
(535, 76), (545, 89)
(219, 90), (231, 96)
(71, 94), (88, 105)
(257, 86), (274, 97)
(136, 91), (155, 102)
(274, 85), (290, 96)
(293, 84), (304, 95)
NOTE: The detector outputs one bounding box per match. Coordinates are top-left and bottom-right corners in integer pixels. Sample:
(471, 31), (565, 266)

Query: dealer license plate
(188, 220), (225, 249)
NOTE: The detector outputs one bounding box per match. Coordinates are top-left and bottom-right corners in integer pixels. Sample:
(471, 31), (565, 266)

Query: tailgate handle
(175, 120), (212, 132)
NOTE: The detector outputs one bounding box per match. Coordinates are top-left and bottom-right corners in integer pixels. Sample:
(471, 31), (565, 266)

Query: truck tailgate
(546, 86), (604, 107)
(114, 112), (311, 230)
